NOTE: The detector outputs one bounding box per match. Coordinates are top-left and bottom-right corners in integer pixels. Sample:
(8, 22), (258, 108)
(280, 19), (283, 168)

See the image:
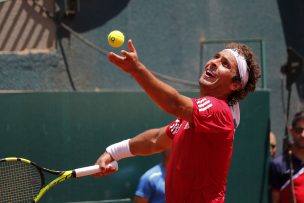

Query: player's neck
(200, 91), (227, 101)
(199, 87), (230, 100)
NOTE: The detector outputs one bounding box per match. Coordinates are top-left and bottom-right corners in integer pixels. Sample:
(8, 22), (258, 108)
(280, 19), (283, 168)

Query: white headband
(225, 49), (249, 88)
(225, 48), (249, 129)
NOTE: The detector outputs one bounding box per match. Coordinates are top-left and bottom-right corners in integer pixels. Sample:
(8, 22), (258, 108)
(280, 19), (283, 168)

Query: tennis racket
(0, 157), (118, 202)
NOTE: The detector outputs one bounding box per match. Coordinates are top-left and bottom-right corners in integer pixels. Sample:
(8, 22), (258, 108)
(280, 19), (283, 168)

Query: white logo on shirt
(169, 119), (182, 135)
(197, 98), (213, 112)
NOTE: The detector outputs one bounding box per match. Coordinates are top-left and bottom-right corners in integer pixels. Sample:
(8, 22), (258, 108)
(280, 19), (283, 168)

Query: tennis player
(95, 40), (260, 202)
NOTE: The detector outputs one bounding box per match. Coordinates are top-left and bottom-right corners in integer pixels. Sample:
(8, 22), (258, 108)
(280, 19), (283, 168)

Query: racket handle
(75, 161), (118, 177)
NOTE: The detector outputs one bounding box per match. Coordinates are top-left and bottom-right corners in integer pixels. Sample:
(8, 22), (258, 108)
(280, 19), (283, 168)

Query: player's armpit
(173, 95), (193, 123)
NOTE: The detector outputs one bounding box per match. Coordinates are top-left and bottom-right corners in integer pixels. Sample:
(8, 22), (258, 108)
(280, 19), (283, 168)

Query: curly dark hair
(225, 43), (261, 105)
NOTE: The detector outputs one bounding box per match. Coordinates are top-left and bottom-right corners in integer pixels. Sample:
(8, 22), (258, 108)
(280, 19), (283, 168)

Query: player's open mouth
(200, 65), (219, 85)
(205, 70), (216, 78)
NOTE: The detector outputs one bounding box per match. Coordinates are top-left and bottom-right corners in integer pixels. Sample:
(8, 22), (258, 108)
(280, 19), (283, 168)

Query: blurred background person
(269, 111), (304, 203)
(270, 131), (277, 159)
(134, 148), (171, 203)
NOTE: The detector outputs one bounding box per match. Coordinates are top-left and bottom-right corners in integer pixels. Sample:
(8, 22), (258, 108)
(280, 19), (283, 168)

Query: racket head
(0, 157), (44, 203)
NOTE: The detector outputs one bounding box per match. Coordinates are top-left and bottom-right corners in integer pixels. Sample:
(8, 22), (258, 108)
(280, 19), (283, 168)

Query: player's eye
(221, 59), (230, 69)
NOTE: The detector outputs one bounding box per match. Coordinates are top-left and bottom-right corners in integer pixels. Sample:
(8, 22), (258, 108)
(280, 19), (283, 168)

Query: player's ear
(230, 75), (242, 91)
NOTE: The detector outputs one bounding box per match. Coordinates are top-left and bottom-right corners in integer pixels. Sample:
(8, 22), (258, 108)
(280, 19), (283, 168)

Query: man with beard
(270, 111), (304, 203)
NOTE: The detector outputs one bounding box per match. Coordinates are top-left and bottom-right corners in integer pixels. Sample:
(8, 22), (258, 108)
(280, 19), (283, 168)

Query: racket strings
(0, 161), (42, 202)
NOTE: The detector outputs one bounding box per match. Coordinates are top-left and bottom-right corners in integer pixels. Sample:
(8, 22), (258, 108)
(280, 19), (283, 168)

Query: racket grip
(75, 161), (118, 177)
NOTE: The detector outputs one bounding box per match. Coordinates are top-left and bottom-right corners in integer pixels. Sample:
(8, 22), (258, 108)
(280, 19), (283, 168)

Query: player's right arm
(95, 126), (171, 176)
(129, 127), (171, 156)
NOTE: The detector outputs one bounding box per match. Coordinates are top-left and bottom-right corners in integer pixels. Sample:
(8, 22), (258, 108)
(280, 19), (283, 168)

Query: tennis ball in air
(108, 30), (125, 48)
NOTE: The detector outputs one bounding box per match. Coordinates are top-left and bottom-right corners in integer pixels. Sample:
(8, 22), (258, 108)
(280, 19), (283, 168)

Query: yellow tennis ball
(108, 30), (125, 48)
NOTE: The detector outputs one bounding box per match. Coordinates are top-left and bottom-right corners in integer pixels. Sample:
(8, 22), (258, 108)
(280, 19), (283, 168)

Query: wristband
(106, 139), (134, 161)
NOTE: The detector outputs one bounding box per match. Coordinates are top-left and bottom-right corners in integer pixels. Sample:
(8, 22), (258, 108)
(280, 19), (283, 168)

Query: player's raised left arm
(108, 39), (193, 122)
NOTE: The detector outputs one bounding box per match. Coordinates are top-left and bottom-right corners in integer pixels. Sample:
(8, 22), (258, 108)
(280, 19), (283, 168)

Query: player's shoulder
(193, 96), (229, 113)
